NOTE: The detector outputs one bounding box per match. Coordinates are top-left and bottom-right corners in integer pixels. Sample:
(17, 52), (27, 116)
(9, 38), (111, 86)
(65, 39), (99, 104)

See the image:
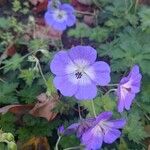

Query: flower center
(53, 9), (67, 22)
(75, 72), (82, 79)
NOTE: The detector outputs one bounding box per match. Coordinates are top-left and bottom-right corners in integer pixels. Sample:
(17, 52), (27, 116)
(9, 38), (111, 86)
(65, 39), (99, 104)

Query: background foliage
(0, 0), (150, 149)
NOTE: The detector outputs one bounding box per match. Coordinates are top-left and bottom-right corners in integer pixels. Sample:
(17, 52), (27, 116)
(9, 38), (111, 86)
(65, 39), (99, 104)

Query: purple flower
(117, 65), (142, 112)
(66, 112), (126, 150)
(58, 125), (65, 135)
(50, 46), (111, 100)
(44, 2), (76, 31)
(66, 118), (95, 138)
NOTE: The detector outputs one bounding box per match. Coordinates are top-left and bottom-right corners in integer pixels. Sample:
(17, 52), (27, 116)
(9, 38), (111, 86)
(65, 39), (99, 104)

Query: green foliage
(12, 0), (22, 12)
(138, 6), (150, 33)
(0, 83), (18, 104)
(18, 85), (40, 104)
(3, 54), (23, 73)
(28, 39), (49, 52)
(53, 99), (76, 114)
(68, 23), (110, 42)
(0, 18), (11, 30)
(60, 135), (80, 149)
(100, 27), (150, 74)
(46, 76), (57, 95)
(124, 110), (147, 143)
(0, 113), (16, 134)
(17, 115), (62, 141)
(19, 69), (39, 86)
(80, 95), (116, 117)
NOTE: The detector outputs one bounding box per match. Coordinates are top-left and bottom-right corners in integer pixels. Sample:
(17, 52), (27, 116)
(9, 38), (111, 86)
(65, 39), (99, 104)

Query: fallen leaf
(29, 93), (59, 121)
(0, 104), (34, 115)
(71, 0), (94, 12)
(29, 0), (48, 13)
(34, 24), (62, 40)
(83, 15), (95, 26)
(20, 137), (50, 150)
(29, 0), (45, 6)
(78, 0), (93, 5)
(139, 0), (150, 5)
(7, 44), (16, 56)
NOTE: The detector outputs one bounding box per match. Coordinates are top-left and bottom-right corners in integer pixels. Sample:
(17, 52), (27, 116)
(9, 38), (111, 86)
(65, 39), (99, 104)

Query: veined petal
(44, 11), (55, 27)
(96, 112), (113, 123)
(85, 61), (111, 86)
(50, 51), (76, 75)
(81, 126), (103, 150)
(124, 92), (135, 110)
(68, 46), (97, 65)
(66, 14), (76, 26)
(75, 83), (97, 100)
(60, 4), (75, 13)
(53, 74), (78, 96)
(107, 119), (126, 129)
(52, 21), (67, 31)
(104, 128), (121, 144)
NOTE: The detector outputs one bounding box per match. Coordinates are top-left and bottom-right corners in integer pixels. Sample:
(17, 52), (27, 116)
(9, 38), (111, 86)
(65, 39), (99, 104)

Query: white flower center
(65, 59), (95, 85)
(53, 9), (67, 22)
(120, 80), (132, 100)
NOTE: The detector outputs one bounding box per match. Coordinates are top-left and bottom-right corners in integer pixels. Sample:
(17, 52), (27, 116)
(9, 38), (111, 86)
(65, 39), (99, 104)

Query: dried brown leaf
(20, 137), (50, 150)
(29, 93), (59, 121)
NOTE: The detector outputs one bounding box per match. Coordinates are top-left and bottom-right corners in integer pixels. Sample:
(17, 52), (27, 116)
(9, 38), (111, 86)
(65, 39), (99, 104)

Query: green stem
(0, 78), (6, 83)
(63, 146), (82, 150)
(134, 0), (139, 13)
(91, 100), (97, 118)
(55, 136), (62, 150)
(135, 102), (150, 121)
(107, 84), (118, 86)
(37, 62), (47, 86)
(78, 104), (82, 120)
(105, 89), (117, 96)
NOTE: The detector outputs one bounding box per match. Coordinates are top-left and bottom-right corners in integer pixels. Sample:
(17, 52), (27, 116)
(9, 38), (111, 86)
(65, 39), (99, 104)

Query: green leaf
(80, 95), (116, 117)
(124, 111), (147, 143)
(19, 69), (39, 86)
(138, 6), (150, 33)
(0, 82), (18, 104)
(3, 54), (23, 73)
(0, 18), (11, 30)
(0, 113), (16, 134)
(46, 76), (57, 95)
(60, 135), (80, 149)
(18, 85), (40, 104)
(68, 23), (110, 42)
(100, 28), (150, 74)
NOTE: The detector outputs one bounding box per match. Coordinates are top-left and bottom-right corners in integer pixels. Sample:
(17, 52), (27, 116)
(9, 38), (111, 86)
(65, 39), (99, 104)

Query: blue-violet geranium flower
(44, 2), (76, 31)
(117, 65), (142, 112)
(67, 111), (126, 150)
(50, 46), (111, 100)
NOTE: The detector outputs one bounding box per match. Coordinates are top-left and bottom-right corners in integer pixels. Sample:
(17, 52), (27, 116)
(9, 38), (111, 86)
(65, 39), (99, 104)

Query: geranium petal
(66, 14), (76, 26)
(52, 21), (67, 31)
(75, 83), (97, 100)
(85, 61), (111, 86)
(124, 92), (135, 110)
(104, 128), (121, 144)
(44, 11), (55, 27)
(96, 111), (112, 123)
(53, 75), (78, 96)
(50, 51), (76, 75)
(107, 119), (126, 129)
(60, 4), (75, 13)
(68, 46), (97, 65)
(82, 127), (103, 150)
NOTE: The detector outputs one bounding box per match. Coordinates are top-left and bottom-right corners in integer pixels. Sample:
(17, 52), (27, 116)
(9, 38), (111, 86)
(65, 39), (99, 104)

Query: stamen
(75, 72), (82, 79)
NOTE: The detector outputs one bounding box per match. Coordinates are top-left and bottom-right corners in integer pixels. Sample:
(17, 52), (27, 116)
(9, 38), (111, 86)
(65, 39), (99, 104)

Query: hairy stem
(91, 100), (97, 117)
